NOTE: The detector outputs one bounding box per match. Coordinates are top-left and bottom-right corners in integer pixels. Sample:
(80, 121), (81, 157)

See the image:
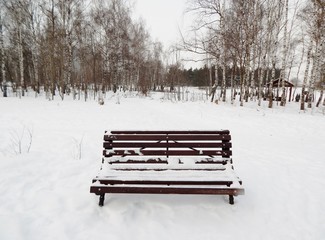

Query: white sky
(133, 0), (201, 68)
(133, 0), (187, 50)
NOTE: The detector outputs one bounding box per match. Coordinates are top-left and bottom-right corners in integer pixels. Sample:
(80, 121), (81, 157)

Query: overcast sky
(133, 0), (202, 68)
(133, 0), (187, 49)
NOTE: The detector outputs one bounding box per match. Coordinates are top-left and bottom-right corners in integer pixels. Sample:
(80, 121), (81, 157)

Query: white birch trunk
(300, 42), (312, 111)
(214, 60), (219, 95)
(250, 44), (257, 101)
(208, 56), (212, 94)
(230, 64), (235, 104)
(222, 55), (226, 102)
(269, 45), (277, 108)
(259, 23), (272, 106)
(221, 1), (226, 102)
(18, 13), (24, 97)
(308, 13), (324, 107)
(280, 0), (289, 106)
(268, 1), (282, 108)
(0, 13), (6, 97)
(210, 64), (218, 102)
(243, 49), (251, 105)
(239, 2), (245, 107)
(250, 1), (260, 102)
(30, 19), (39, 94)
(316, 89), (323, 107)
(67, 33), (73, 86)
(293, 36), (306, 101)
(258, 54), (266, 106)
(307, 50), (317, 108)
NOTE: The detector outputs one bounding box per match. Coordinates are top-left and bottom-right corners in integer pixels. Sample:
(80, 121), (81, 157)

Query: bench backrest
(103, 130), (232, 159)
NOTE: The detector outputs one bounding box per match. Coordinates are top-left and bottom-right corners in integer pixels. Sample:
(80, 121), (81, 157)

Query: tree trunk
(221, 10), (226, 102)
(0, 13), (6, 97)
(280, 0), (289, 106)
(316, 89), (323, 107)
(300, 42), (312, 111)
(230, 64), (235, 104)
(214, 61), (219, 99)
(250, 42), (257, 101)
(222, 56), (226, 102)
(258, 55), (266, 106)
(18, 9), (24, 97)
(268, 0), (282, 108)
(244, 49), (251, 104)
(268, 61), (275, 108)
(307, 56), (316, 108)
(208, 57), (212, 95)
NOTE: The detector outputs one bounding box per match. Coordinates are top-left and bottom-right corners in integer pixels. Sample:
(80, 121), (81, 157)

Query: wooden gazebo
(266, 79), (294, 102)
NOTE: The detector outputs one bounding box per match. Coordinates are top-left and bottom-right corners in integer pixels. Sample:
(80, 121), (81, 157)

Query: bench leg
(99, 194), (105, 207)
(229, 195), (234, 205)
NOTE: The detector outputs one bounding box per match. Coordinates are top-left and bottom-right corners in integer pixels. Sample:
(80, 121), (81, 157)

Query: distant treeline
(182, 66), (281, 87)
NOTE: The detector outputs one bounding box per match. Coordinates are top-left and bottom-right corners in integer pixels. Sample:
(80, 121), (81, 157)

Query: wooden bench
(90, 130), (244, 206)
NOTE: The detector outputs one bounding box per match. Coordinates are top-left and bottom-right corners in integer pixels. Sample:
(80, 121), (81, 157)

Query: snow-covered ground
(0, 91), (324, 240)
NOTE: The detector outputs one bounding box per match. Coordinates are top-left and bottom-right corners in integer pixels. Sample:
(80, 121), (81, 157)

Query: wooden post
(99, 194), (105, 207)
(229, 195), (234, 205)
(289, 86), (292, 102)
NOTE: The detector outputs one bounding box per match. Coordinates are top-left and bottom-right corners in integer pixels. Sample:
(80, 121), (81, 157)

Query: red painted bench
(90, 130), (244, 206)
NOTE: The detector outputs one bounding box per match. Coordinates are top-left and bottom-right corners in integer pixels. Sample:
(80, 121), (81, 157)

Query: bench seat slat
(92, 179), (233, 186)
(90, 186), (244, 196)
(109, 130), (230, 135)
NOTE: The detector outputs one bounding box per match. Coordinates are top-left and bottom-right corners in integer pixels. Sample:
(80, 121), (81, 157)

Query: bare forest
(0, 0), (324, 109)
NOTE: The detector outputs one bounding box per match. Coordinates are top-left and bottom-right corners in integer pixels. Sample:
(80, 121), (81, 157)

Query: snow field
(0, 92), (324, 240)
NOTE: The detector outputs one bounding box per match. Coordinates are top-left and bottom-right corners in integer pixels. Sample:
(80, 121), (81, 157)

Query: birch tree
(0, 6), (6, 97)
(55, 0), (83, 99)
(184, 0), (225, 99)
(300, 42), (312, 111)
(267, 0), (282, 108)
(5, 0), (27, 97)
(299, 0), (325, 109)
(17, 6), (24, 97)
(21, 0), (43, 94)
(316, 42), (325, 107)
(280, 0), (289, 106)
(308, 0), (324, 108)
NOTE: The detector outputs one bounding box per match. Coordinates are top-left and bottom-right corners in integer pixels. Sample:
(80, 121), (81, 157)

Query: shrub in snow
(9, 126), (33, 155)
(98, 98), (104, 105)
